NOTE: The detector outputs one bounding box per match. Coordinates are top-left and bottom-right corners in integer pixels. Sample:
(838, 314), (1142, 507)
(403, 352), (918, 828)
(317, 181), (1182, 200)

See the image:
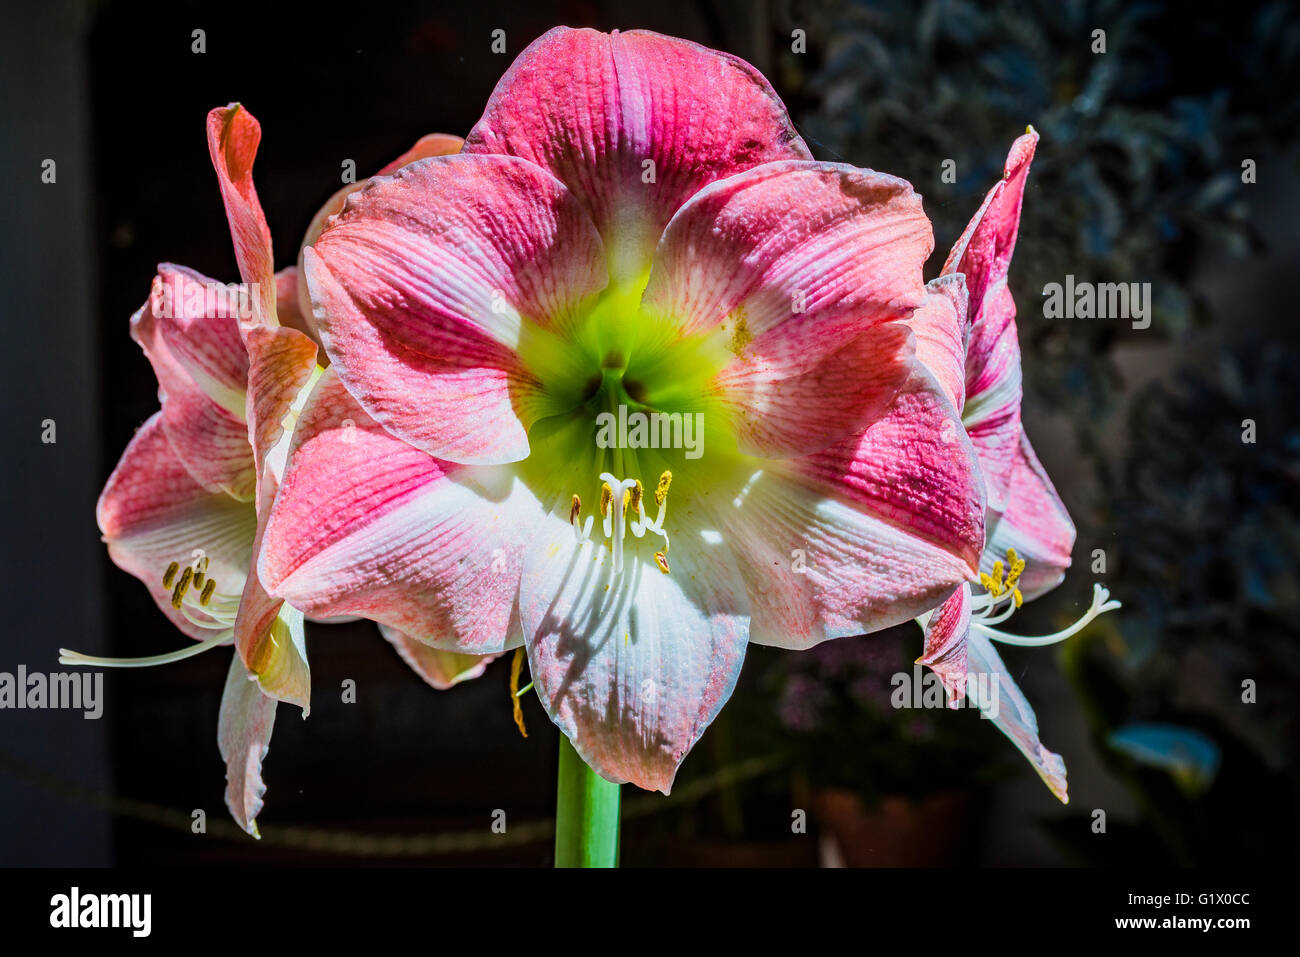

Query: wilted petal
(379, 623), (498, 690)
(984, 432), (1076, 601)
(966, 627), (1069, 802)
(721, 367), (985, 649)
(259, 369), (537, 654)
(305, 153), (607, 464)
(217, 653), (277, 837)
(519, 503), (750, 793)
(206, 104), (277, 327)
(465, 27), (810, 279)
(97, 413), (255, 638)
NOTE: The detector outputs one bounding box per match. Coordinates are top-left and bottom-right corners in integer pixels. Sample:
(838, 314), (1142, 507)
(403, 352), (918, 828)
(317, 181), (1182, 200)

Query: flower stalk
(554, 735), (621, 868)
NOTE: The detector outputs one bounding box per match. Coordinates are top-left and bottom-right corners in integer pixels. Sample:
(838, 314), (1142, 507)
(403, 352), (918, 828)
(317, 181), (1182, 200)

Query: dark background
(2, 0), (1297, 866)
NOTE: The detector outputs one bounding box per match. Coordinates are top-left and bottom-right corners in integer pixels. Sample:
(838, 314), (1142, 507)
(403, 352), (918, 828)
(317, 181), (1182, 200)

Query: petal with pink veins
(918, 585), (971, 707)
(941, 130), (1037, 510)
(715, 366), (985, 650)
(644, 162), (932, 342)
(304, 153), (607, 465)
(518, 501), (750, 793)
(465, 27), (811, 280)
(904, 274), (969, 413)
(966, 627), (1069, 803)
(97, 414), (255, 639)
(379, 624), (498, 690)
(295, 133), (465, 333)
(131, 266), (256, 500)
(217, 653), (277, 837)
(259, 369), (536, 655)
(983, 431), (1076, 601)
(711, 322), (914, 458)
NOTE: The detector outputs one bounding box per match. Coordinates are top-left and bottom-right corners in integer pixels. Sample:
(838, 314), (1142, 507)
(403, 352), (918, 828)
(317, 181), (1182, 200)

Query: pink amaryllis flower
(259, 27), (986, 792)
(66, 106), (483, 834)
(908, 129), (1120, 801)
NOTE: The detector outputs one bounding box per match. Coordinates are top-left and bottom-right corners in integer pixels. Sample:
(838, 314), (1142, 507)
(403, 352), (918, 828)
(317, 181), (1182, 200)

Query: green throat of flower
(516, 272), (741, 579)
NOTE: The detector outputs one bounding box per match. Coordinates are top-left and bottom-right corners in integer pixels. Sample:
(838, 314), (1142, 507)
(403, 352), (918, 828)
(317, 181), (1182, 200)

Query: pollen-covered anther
(199, 578), (217, 606)
(599, 482), (613, 518)
(655, 551), (670, 574)
(161, 561), (180, 589)
(170, 565), (193, 609)
(654, 470), (672, 507)
(569, 494), (582, 525)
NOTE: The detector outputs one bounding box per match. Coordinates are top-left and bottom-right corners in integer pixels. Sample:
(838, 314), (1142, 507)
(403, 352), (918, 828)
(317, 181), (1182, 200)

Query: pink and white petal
(519, 504), (750, 793)
(98, 414), (256, 639)
(712, 321), (913, 458)
(966, 628), (1069, 803)
(259, 369), (534, 655)
(305, 153), (607, 464)
(918, 585), (971, 707)
(723, 367), (985, 649)
(379, 623), (498, 690)
(242, 323), (319, 503)
(295, 133), (464, 330)
(984, 431), (1076, 601)
(131, 267), (256, 499)
(465, 27), (810, 280)
(217, 653), (278, 837)
(960, 301), (1022, 512)
(942, 130), (1036, 412)
(644, 162), (932, 344)
(904, 274), (969, 413)
(207, 104), (277, 327)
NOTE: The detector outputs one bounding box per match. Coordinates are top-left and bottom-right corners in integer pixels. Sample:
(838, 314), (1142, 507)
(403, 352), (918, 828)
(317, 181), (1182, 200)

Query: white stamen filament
(59, 629), (233, 669)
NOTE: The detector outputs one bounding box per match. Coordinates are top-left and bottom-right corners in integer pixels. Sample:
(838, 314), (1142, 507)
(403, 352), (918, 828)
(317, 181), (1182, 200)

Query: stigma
(570, 470), (672, 576)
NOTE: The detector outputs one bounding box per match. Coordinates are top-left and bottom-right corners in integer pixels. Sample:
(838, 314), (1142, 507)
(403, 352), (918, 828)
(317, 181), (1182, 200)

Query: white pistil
(572, 470), (673, 576)
(980, 583), (1121, 647)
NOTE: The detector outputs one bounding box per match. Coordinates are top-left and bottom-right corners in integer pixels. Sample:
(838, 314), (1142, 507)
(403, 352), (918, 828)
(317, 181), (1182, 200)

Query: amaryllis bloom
(908, 130), (1120, 801)
(260, 27), (986, 792)
(69, 106), (484, 834)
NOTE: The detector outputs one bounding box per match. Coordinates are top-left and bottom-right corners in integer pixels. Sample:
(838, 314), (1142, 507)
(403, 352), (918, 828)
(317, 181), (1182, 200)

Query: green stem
(554, 734), (621, 867)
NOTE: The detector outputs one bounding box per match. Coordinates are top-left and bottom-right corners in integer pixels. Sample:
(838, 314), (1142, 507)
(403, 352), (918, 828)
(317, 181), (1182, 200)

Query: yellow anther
(979, 572), (997, 593)
(1006, 557), (1026, 590)
(654, 551), (670, 574)
(509, 647), (528, 739)
(599, 482), (612, 518)
(654, 470), (673, 507)
(990, 560), (1005, 593)
(199, 579), (216, 606)
(193, 571), (205, 590)
(629, 479), (643, 513)
(162, 561), (180, 589)
(622, 488), (631, 515)
(569, 494), (582, 525)
(1013, 588), (1023, 608)
(170, 566), (193, 609)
